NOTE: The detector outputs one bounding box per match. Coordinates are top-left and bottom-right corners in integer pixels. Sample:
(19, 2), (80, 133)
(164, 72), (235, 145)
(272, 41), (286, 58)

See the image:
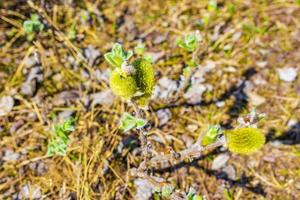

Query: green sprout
(47, 117), (75, 156)
(224, 127), (265, 155)
(119, 112), (147, 132)
(161, 185), (174, 198)
(152, 185), (174, 199)
(134, 42), (146, 56)
(186, 188), (203, 200)
(104, 43), (133, 69)
(176, 31), (201, 52)
(207, 0), (218, 12)
(23, 14), (44, 34)
(67, 24), (77, 40)
(201, 125), (222, 146)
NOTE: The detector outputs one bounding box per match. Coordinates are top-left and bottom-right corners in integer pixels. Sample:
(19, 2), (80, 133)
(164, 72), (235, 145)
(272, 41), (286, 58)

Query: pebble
(18, 184), (41, 199)
(92, 90), (115, 106)
(256, 61), (268, 68)
(134, 178), (156, 200)
(211, 153), (230, 170)
(183, 83), (206, 104)
(3, 149), (20, 161)
(84, 45), (101, 66)
(278, 67), (297, 82)
(156, 109), (172, 126)
(216, 101), (225, 108)
(221, 165), (236, 180)
(152, 77), (178, 99)
(0, 96), (14, 116)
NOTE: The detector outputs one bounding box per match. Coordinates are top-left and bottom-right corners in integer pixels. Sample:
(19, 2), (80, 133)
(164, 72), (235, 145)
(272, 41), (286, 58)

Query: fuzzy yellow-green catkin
(132, 58), (155, 105)
(109, 70), (137, 99)
(224, 127), (265, 155)
(133, 58), (155, 95)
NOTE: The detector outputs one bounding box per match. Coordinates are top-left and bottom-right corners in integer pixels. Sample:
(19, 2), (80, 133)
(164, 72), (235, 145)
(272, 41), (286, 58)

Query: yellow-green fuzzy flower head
(132, 58), (155, 96)
(224, 127), (265, 155)
(109, 70), (137, 99)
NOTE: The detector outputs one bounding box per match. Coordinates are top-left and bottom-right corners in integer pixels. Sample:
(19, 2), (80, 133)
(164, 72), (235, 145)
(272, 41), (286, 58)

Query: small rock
(10, 120), (24, 133)
(246, 91), (266, 106)
(270, 140), (283, 148)
(58, 110), (74, 121)
(147, 51), (165, 63)
(134, 178), (156, 200)
(263, 155), (276, 163)
(0, 96), (14, 116)
(278, 67), (297, 82)
(83, 45), (101, 66)
(18, 184), (41, 199)
(3, 149), (20, 161)
(211, 153), (230, 170)
(58, 90), (80, 101)
(24, 55), (38, 68)
(256, 61), (268, 68)
(221, 165), (236, 180)
(187, 124), (198, 132)
(153, 33), (168, 44)
(287, 118), (298, 128)
(156, 109), (172, 126)
(152, 77), (178, 99)
(232, 31), (242, 42)
(95, 69), (110, 83)
(21, 80), (37, 97)
(184, 83), (206, 104)
(224, 66), (236, 73)
(92, 90), (115, 106)
(216, 101), (225, 108)
(181, 134), (194, 147)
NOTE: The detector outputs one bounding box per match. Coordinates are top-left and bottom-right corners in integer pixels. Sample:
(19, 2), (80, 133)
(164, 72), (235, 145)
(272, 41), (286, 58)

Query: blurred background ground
(0, 0), (300, 199)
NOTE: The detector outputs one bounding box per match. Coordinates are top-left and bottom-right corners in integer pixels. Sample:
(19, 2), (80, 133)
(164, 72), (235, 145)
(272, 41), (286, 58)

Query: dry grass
(1, 0), (300, 199)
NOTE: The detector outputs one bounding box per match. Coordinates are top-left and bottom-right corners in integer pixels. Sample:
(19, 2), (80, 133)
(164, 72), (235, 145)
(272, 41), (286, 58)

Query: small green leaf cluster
(104, 43), (133, 69)
(47, 117), (75, 156)
(67, 24), (77, 40)
(23, 14), (44, 34)
(119, 112), (147, 132)
(176, 32), (201, 52)
(186, 188), (203, 200)
(201, 125), (222, 146)
(105, 43), (155, 105)
(153, 185), (174, 199)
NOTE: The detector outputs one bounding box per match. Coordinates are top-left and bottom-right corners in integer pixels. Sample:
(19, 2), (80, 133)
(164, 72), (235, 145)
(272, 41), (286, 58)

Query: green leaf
(23, 21), (34, 33)
(193, 195), (203, 200)
(144, 54), (153, 63)
(67, 24), (77, 40)
(23, 14), (44, 34)
(201, 125), (222, 146)
(47, 117), (75, 156)
(186, 188), (203, 200)
(161, 185), (173, 197)
(30, 14), (40, 21)
(119, 113), (147, 132)
(208, 0), (218, 12)
(177, 32), (200, 52)
(104, 43), (132, 68)
(134, 42), (146, 55)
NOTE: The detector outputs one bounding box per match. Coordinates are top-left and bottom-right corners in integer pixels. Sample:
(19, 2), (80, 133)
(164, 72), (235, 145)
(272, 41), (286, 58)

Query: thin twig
(131, 101), (152, 169)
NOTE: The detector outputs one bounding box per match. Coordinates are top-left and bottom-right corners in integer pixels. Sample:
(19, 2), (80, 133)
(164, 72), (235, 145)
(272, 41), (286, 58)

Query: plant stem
(131, 101), (152, 169)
